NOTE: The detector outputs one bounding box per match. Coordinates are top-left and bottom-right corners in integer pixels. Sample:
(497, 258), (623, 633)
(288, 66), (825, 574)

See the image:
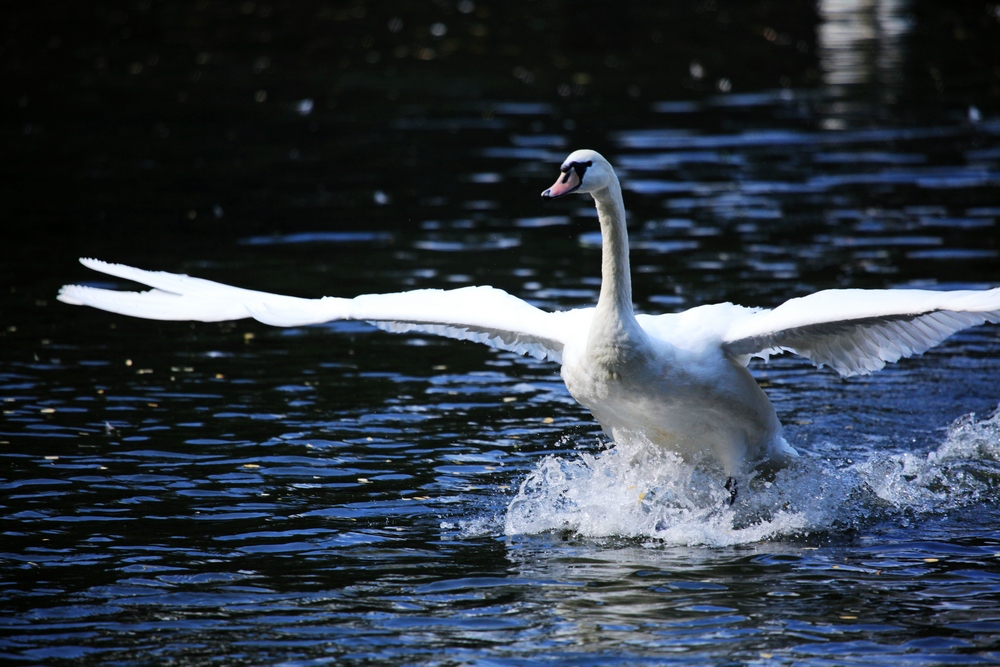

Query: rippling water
(4, 0), (1000, 664)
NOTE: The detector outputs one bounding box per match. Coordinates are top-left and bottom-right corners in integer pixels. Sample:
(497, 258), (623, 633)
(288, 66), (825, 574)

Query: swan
(58, 149), (1000, 499)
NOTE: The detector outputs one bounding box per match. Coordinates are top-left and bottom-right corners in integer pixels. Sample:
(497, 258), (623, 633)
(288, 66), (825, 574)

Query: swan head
(541, 149), (614, 199)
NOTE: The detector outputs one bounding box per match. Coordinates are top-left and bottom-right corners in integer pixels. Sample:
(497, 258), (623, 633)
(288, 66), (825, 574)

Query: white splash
(503, 409), (1000, 546)
(856, 409), (1000, 512)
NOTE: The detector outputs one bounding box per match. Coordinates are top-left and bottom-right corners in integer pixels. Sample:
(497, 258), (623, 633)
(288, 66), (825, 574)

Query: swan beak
(541, 169), (581, 199)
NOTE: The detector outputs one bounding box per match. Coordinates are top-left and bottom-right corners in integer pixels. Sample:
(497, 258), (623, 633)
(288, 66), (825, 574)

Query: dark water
(4, 1), (1000, 664)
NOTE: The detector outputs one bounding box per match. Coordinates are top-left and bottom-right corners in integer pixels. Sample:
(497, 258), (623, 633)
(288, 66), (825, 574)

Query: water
(4, 1), (1000, 664)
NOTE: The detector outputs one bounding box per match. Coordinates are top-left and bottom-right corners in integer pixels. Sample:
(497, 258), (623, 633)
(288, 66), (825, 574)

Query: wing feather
(58, 258), (572, 362)
(60, 261), (1000, 375)
(722, 287), (1000, 376)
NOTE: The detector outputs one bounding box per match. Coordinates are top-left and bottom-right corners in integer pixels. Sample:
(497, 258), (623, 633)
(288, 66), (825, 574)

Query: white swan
(59, 149), (1000, 490)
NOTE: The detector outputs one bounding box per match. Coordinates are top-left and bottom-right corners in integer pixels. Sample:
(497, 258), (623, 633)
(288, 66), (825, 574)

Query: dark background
(5, 1), (999, 282)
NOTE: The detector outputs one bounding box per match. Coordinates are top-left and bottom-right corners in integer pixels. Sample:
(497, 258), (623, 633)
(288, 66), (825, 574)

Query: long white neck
(591, 176), (636, 328)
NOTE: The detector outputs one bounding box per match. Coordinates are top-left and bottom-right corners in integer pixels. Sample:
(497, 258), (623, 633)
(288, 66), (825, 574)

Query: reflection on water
(4, 0), (1000, 664)
(818, 0), (911, 121)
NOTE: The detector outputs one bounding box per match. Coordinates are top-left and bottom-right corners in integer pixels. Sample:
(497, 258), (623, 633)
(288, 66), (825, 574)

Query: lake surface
(3, 1), (1000, 664)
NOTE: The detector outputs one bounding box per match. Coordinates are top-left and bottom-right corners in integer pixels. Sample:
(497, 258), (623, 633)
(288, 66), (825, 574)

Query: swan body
(59, 149), (1000, 477)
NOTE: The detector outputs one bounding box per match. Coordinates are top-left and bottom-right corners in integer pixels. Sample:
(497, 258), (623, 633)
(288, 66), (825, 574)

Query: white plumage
(58, 150), (1000, 479)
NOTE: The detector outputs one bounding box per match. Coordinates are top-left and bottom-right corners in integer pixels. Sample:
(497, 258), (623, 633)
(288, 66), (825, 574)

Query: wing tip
(56, 284), (86, 306)
(62, 259), (130, 304)
(79, 257), (107, 270)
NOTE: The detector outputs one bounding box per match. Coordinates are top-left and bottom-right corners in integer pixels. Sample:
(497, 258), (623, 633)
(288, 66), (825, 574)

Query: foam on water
(503, 410), (1000, 546)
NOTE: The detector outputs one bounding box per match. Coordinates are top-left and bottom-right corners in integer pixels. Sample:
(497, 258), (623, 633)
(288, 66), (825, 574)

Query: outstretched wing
(58, 258), (577, 362)
(721, 287), (1000, 376)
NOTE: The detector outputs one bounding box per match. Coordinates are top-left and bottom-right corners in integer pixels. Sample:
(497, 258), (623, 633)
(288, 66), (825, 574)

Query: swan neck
(593, 179), (634, 321)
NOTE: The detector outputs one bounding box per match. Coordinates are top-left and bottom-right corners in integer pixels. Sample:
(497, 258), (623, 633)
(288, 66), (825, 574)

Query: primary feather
(722, 287), (1000, 375)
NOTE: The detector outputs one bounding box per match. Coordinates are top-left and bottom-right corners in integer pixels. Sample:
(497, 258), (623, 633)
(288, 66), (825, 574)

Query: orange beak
(541, 168), (581, 199)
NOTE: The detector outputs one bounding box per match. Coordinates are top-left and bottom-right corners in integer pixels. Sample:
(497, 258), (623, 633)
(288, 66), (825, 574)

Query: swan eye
(562, 160), (592, 183)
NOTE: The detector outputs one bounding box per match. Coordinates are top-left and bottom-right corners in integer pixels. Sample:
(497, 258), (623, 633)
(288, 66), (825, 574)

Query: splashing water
(504, 410), (1000, 546)
(856, 409), (1000, 512)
